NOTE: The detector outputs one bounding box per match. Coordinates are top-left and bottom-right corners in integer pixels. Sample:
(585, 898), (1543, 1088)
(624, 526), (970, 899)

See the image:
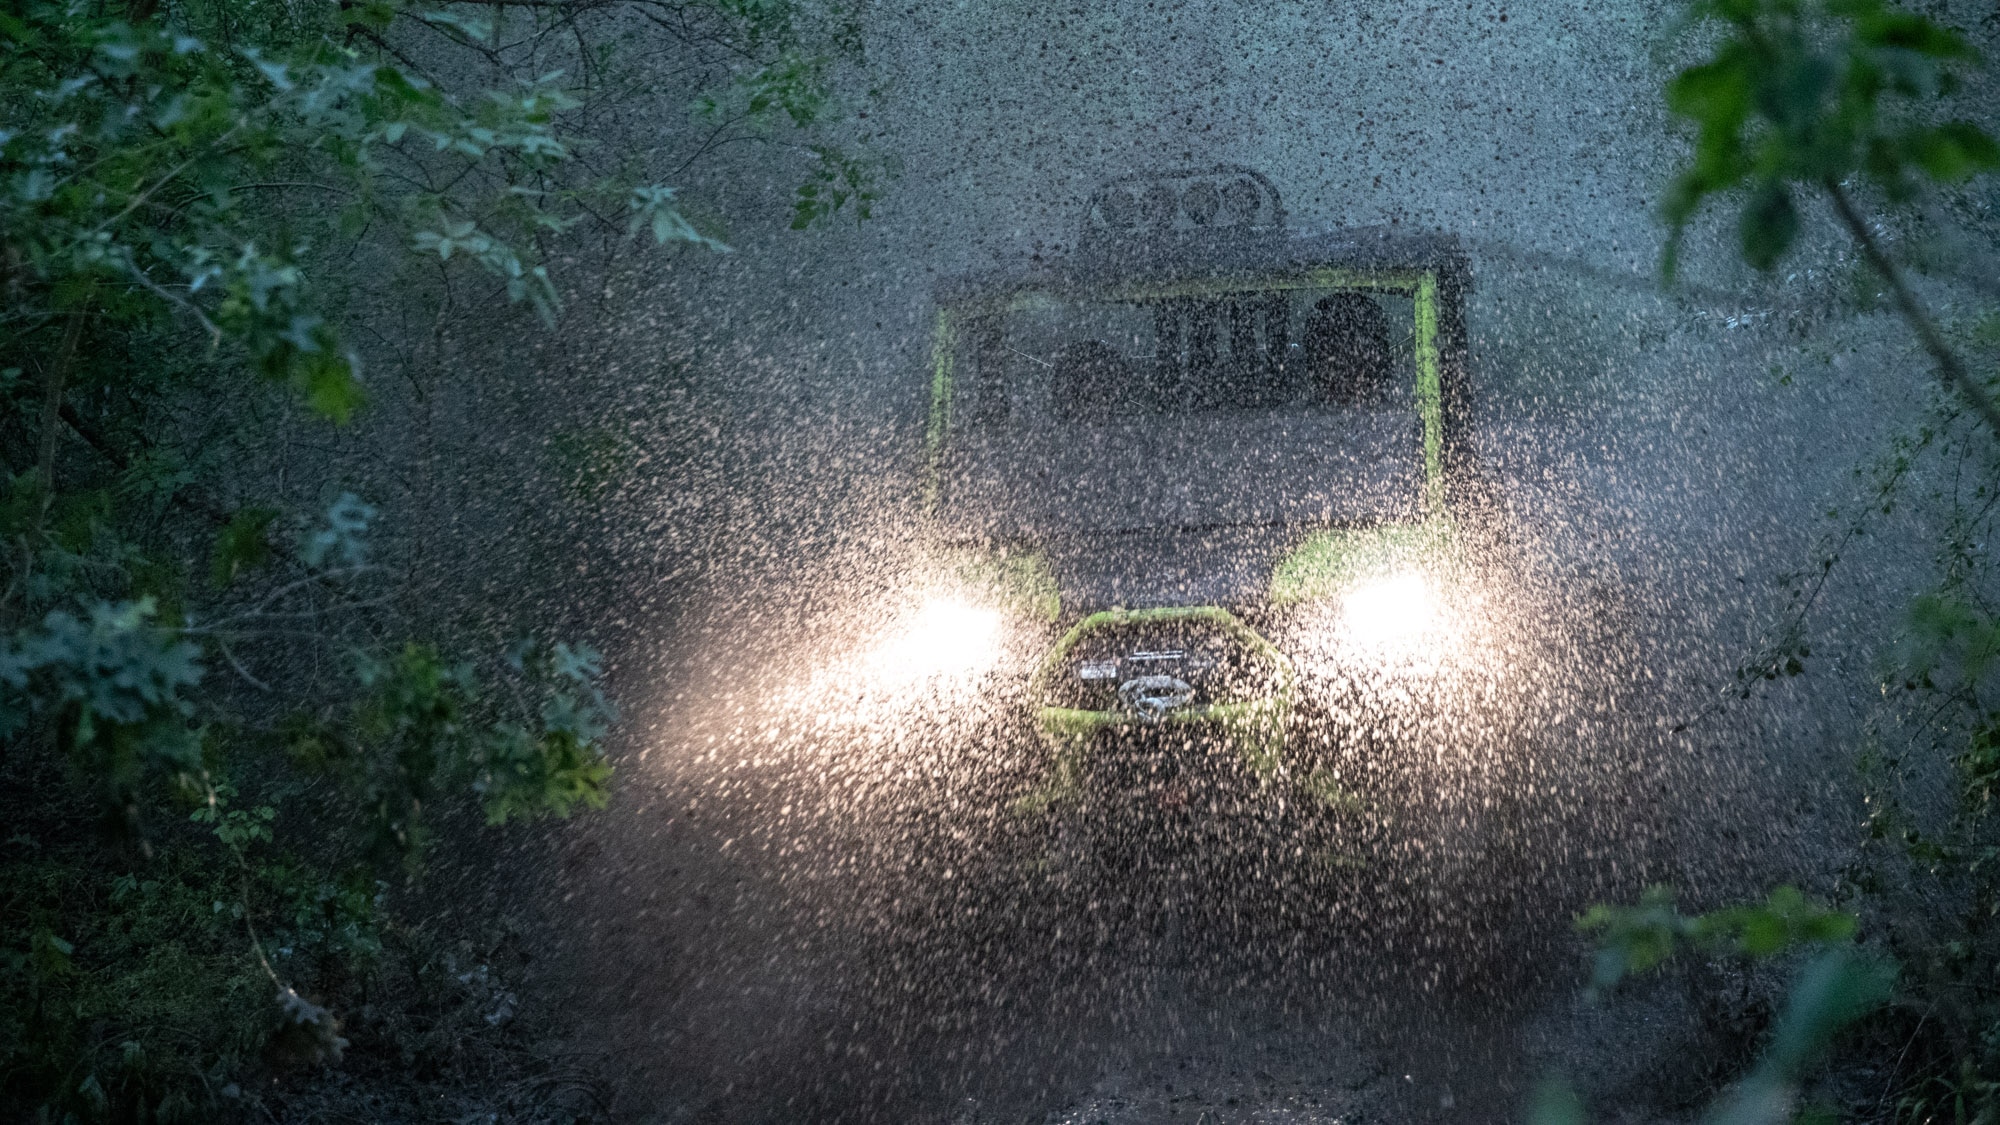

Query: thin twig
(1004, 344), (1051, 369)
(82, 144), (218, 241)
(121, 257), (223, 347)
(1875, 1008), (1930, 1118)
(187, 571), (387, 631)
(218, 639), (274, 692)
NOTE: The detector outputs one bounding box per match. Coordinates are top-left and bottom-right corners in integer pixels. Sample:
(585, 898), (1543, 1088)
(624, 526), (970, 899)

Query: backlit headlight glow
(1341, 572), (1438, 651)
(867, 596), (1003, 682)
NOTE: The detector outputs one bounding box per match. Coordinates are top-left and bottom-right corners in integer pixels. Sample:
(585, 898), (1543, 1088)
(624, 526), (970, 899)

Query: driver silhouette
(1300, 293), (1392, 404)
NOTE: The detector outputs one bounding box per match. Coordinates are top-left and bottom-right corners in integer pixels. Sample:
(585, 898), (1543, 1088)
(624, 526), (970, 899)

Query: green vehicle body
(1011, 605), (1296, 812)
(921, 168), (1474, 803)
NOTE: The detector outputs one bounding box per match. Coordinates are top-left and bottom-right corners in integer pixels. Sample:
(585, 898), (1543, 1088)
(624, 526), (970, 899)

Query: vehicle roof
(934, 224), (1471, 309)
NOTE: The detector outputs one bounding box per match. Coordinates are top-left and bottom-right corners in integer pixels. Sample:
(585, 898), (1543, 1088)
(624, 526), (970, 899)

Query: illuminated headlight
(868, 596), (1004, 682)
(1340, 572), (1438, 650)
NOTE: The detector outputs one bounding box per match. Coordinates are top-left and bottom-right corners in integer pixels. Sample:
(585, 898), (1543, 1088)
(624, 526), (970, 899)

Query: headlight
(867, 596), (1004, 682)
(1289, 570), (1464, 682)
(1340, 572), (1438, 652)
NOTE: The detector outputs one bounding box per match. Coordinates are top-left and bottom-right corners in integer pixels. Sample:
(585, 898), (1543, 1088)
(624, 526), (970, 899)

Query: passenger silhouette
(1301, 293), (1392, 405)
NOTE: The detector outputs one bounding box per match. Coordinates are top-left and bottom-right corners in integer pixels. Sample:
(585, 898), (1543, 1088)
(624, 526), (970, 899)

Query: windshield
(934, 283), (1426, 538)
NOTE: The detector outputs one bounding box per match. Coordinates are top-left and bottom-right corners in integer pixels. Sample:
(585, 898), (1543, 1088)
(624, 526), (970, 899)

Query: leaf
(1763, 947), (1897, 1074)
(411, 8), (493, 40)
(626, 185), (729, 251)
(1661, 0), (1992, 280)
(1739, 910), (1788, 956)
(302, 493), (376, 569)
(300, 352), (366, 424)
(1528, 1077), (1588, 1125)
(550, 642), (603, 684)
(32, 928), (76, 981)
(341, 0), (400, 31)
(1667, 53), (1754, 127)
(1906, 121), (2000, 182)
(1739, 181), (1799, 270)
(1849, 8), (1973, 59)
(211, 506), (279, 588)
(1576, 886), (1684, 995)
(240, 49), (293, 92)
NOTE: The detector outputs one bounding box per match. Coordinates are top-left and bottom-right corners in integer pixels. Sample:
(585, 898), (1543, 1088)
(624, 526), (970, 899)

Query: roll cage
(924, 171), (1473, 544)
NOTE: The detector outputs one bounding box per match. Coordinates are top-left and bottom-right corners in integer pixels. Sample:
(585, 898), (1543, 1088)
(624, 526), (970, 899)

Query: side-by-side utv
(921, 167), (1473, 820)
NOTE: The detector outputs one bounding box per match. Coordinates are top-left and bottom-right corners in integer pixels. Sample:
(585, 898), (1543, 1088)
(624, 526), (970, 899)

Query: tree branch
(36, 294), (91, 487)
(1824, 178), (2000, 442)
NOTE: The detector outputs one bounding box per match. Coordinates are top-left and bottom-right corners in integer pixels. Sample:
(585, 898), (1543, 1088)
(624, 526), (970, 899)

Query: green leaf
(1660, 0), (1993, 280)
(411, 9), (493, 40)
(627, 185), (729, 251)
(33, 928), (76, 980)
(303, 493), (376, 569)
(1906, 121), (2000, 182)
(342, 0), (400, 31)
(1528, 1077), (1588, 1125)
(1849, 8), (1973, 59)
(1667, 53), (1754, 126)
(300, 353), (365, 424)
(1763, 947), (1897, 1074)
(1739, 911), (1788, 955)
(211, 506), (279, 588)
(1576, 886), (1684, 994)
(1739, 181), (1799, 270)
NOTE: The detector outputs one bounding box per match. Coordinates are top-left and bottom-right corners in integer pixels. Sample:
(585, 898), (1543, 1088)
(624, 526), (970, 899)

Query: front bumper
(1013, 606), (1294, 813)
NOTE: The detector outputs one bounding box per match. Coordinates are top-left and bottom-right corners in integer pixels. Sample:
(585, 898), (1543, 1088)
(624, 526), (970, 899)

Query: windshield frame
(924, 262), (1451, 537)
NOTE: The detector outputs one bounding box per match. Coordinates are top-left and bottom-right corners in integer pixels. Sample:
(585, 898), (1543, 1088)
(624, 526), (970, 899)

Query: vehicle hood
(1038, 525), (1303, 612)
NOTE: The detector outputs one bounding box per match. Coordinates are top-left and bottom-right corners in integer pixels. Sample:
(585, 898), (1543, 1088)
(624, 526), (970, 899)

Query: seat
(1300, 294), (1393, 405)
(1053, 339), (1138, 419)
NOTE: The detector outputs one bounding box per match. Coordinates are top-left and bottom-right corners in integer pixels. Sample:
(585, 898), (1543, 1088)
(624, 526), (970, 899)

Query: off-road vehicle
(918, 167), (1474, 827)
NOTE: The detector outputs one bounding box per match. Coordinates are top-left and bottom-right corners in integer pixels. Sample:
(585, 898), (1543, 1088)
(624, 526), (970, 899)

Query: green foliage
(1554, 887), (1894, 1125)
(2, 597), (207, 830)
(1902, 592), (2000, 692)
(1861, 571), (2000, 1123)
(630, 184), (731, 251)
(1589, 5), (2000, 1123)
(304, 637), (618, 864)
(792, 143), (885, 229)
(479, 641), (617, 826)
(0, 0), (728, 418)
(0, 0), (881, 1116)
(300, 491), (375, 569)
(3, 849), (276, 1124)
(1, 497), (618, 1119)
(0, 0), (847, 1114)
(210, 505), (277, 589)
(1661, 0), (1999, 276)
(1578, 885), (1861, 997)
